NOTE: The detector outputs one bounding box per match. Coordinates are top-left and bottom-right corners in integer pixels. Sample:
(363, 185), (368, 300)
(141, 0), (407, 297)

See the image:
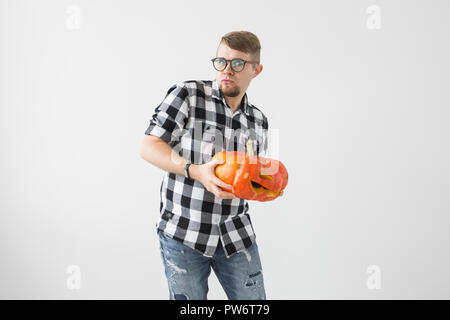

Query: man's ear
(252, 64), (263, 78)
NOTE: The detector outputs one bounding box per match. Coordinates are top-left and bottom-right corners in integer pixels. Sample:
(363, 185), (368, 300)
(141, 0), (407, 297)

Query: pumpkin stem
(246, 139), (254, 157)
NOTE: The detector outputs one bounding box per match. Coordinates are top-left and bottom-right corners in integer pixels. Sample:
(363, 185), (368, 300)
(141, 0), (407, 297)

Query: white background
(1, 0), (449, 299)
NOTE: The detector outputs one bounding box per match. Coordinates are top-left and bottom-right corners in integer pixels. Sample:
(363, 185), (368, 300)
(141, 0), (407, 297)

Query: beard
(219, 83), (240, 97)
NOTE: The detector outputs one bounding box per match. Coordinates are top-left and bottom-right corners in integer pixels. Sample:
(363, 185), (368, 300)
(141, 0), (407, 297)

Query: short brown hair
(218, 31), (261, 64)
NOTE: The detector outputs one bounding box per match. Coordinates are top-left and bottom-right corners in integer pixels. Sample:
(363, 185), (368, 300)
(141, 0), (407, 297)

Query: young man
(141, 31), (269, 300)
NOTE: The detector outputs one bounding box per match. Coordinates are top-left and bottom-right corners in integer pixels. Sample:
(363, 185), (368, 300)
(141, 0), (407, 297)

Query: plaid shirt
(144, 79), (268, 258)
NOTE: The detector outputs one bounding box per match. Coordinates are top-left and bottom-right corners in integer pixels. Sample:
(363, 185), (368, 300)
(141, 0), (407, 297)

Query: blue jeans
(158, 231), (266, 300)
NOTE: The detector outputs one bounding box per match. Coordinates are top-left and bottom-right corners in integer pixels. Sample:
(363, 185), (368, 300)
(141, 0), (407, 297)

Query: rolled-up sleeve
(144, 83), (189, 145)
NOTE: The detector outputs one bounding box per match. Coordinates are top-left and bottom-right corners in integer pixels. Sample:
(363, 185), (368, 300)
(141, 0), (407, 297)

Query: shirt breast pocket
(230, 126), (266, 156)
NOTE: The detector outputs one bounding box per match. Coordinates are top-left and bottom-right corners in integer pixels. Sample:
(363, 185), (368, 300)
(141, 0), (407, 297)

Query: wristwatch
(184, 162), (192, 179)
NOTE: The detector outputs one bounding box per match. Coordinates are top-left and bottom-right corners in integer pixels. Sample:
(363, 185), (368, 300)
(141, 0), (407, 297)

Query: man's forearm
(140, 136), (188, 176)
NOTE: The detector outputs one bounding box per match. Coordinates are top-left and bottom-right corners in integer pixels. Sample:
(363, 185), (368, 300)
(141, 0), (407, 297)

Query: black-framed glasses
(211, 57), (258, 72)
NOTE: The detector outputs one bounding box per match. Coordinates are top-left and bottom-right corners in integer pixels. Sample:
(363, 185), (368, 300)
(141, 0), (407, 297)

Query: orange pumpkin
(212, 140), (288, 201)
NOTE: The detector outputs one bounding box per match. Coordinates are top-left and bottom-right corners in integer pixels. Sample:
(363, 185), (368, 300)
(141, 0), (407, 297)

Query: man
(141, 31), (269, 300)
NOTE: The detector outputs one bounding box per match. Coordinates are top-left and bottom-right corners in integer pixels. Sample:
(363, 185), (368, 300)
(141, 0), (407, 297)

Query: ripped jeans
(158, 231), (266, 300)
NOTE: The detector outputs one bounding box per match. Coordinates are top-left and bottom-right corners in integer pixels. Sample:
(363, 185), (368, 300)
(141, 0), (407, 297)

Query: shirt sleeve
(144, 83), (190, 145)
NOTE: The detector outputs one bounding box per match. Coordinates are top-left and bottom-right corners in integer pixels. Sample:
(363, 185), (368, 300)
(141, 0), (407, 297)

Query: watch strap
(184, 163), (191, 179)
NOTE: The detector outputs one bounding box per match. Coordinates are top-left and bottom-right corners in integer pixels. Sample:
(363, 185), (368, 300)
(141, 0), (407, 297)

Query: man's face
(215, 42), (262, 98)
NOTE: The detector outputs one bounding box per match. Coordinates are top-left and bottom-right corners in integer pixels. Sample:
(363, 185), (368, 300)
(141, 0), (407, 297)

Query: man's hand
(189, 158), (236, 199)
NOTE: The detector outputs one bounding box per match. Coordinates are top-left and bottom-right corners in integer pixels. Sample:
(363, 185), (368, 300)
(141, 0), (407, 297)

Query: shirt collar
(212, 79), (250, 116)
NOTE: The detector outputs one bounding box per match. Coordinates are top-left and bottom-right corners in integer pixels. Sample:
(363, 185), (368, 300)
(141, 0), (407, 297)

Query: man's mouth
(222, 79), (234, 84)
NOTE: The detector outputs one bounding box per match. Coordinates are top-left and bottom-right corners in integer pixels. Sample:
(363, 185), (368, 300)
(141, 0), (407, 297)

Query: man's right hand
(189, 158), (236, 199)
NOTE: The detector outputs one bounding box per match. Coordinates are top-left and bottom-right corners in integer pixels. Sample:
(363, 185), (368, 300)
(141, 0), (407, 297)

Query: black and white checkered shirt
(144, 79), (268, 258)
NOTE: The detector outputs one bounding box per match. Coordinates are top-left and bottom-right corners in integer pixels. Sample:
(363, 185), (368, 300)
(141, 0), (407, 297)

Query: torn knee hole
(249, 271), (261, 278)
